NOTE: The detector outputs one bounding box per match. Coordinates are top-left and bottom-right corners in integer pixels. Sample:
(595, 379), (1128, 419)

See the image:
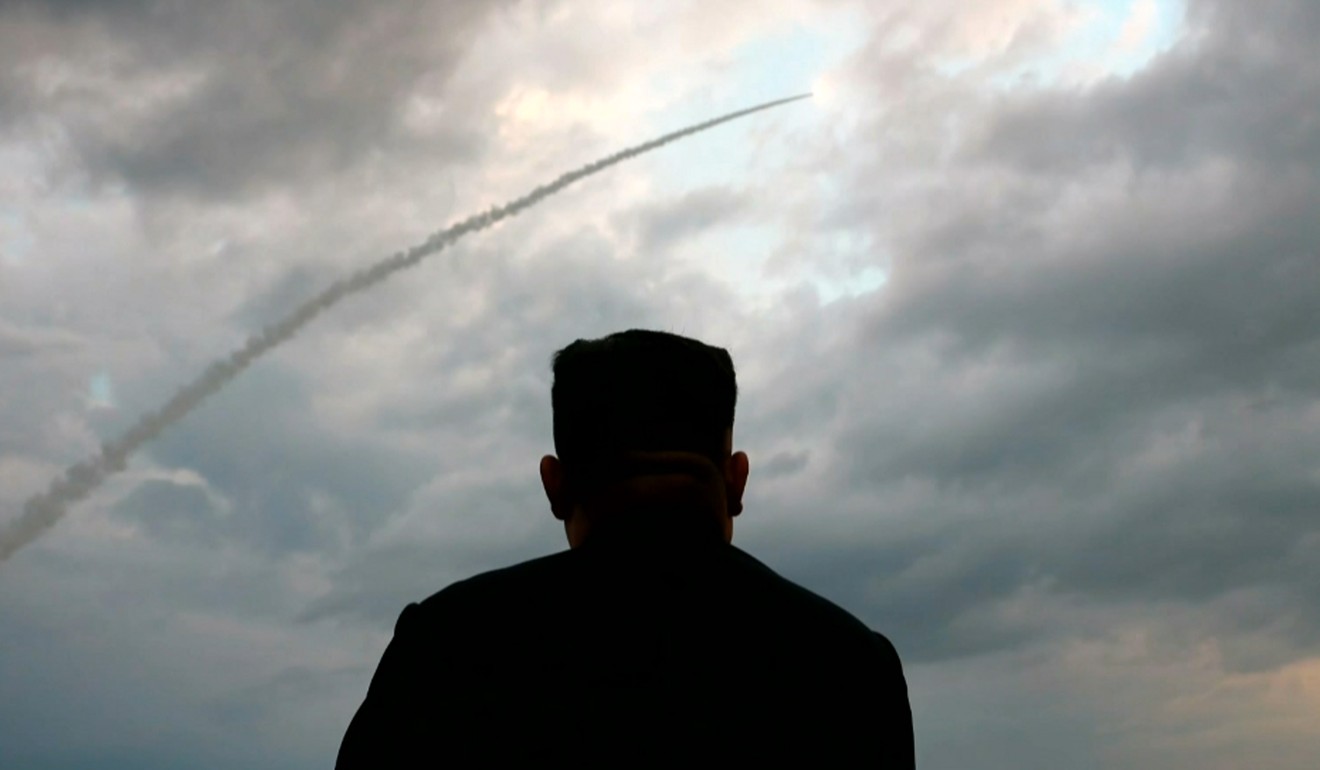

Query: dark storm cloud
(0, 0), (505, 199)
(973, 0), (1320, 175)
(746, 529), (1042, 663)
(793, 0), (1320, 666)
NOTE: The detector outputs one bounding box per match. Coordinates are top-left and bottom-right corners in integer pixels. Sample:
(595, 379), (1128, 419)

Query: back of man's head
(547, 329), (741, 536)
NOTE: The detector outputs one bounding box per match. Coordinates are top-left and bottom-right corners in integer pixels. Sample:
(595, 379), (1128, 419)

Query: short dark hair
(550, 329), (738, 503)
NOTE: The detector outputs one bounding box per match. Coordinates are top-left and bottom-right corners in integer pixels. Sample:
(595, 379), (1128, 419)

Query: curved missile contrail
(0, 93), (812, 564)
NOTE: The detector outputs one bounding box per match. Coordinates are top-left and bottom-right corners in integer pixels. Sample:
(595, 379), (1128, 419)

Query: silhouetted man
(337, 329), (914, 766)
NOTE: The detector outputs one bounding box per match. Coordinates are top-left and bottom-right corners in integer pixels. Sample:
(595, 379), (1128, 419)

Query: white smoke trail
(0, 93), (811, 564)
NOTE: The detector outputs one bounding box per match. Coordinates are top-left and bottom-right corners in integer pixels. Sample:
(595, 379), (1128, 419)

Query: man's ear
(540, 455), (568, 521)
(726, 451), (749, 518)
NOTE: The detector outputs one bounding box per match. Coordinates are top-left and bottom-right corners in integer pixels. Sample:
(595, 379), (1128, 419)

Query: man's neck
(580, 503), (725, 553)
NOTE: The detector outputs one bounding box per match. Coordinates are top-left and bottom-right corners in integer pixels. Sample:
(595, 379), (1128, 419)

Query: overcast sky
(2, 0), (1318, 767)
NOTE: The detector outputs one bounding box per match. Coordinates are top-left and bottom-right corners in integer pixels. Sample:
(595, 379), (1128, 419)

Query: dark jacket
(337, 514), (914, 767)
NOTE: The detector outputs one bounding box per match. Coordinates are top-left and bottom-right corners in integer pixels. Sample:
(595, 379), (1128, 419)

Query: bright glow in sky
(636, 0), (1187, 311)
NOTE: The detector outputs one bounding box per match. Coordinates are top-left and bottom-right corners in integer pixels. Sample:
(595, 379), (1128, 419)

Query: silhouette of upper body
(336, 330), (914, 767)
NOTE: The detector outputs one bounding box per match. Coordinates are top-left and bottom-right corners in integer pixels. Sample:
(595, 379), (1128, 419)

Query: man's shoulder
(410, 548), (575, 616)
(399, 543), (901, 661)
(726, 545), (885, 637)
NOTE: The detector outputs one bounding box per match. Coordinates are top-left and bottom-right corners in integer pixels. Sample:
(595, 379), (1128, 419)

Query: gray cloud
(109, 478), (222, 547)
(141, 364), (438, 556)
(0, 318), (84, 358)
(0, 0), (504, 199)
(624, 184), (753, 252)
(0, 90), (808, 564)
(758, 448), (810, 479)
(755, 0), (1320, 671)
(973, 1), (1320, 175)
